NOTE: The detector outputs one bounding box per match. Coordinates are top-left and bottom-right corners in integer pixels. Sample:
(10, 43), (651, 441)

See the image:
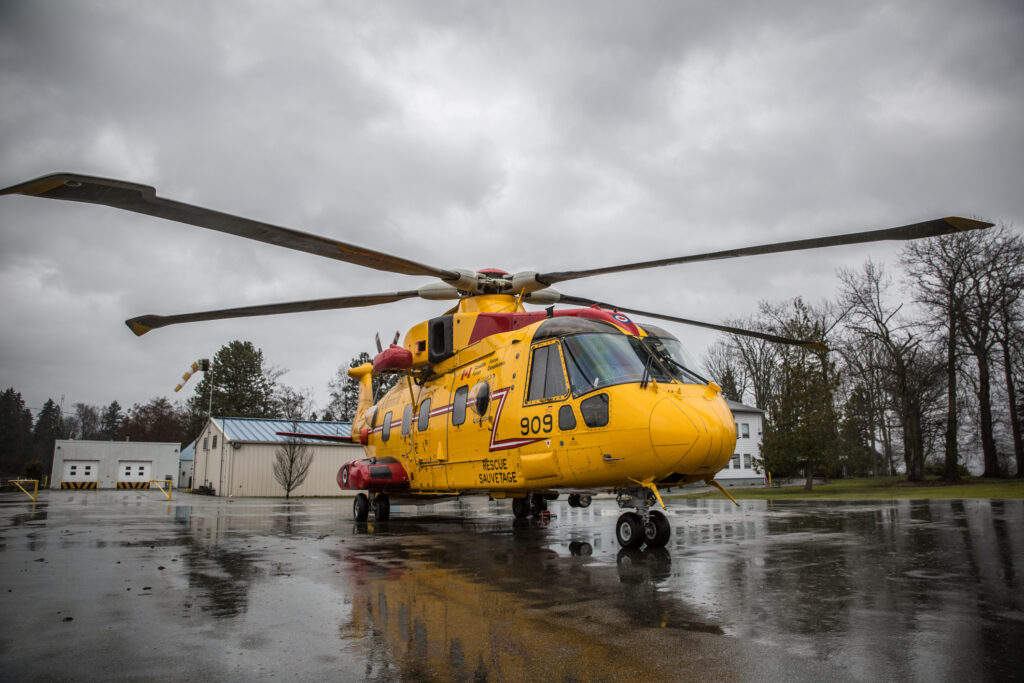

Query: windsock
(174, 358), (210, 392)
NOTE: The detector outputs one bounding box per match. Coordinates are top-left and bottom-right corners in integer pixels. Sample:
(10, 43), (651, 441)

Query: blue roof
(180, 440), (195, 461)
(213, 417), (353, 444)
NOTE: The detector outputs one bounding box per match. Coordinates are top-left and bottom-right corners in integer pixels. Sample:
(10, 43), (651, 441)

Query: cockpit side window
(526, 341), (569, 403)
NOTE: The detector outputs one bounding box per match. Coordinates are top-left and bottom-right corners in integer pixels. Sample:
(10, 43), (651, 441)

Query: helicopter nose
(648, 398), (702, 468)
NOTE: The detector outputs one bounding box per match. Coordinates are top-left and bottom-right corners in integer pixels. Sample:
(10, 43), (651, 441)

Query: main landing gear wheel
(615, 512), (644, 549)
(353, 493), (369, 522)
(371, 492), (391, 521)
(642, 510), (671, 548)
(512, 497), (530, 519)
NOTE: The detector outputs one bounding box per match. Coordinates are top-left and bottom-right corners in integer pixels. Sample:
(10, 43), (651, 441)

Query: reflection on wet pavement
(0, 492), (1020, 681)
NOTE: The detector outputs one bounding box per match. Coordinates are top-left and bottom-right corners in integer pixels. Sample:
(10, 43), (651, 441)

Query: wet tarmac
(1, 491), (1021, 682)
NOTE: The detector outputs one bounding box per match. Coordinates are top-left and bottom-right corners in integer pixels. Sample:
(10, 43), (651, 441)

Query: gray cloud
(1, 0), (1021, 415)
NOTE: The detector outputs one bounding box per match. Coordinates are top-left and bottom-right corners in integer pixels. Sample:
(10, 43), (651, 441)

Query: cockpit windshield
(642, 336), (707, 385)
(560, 333), (674, 395)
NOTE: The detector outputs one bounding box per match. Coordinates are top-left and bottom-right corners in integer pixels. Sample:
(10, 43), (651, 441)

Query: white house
(192, 417), (359, 497)
(715, 399), (766, 486)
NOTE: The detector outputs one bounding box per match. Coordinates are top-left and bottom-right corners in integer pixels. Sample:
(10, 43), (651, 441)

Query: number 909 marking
(520, 414), (553, 435)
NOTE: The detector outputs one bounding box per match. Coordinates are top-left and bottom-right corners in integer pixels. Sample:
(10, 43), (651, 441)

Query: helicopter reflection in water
(335, 514), (727, 681)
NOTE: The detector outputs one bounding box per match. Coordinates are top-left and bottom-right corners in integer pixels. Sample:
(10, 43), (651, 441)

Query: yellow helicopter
(1, 172), (991, 548)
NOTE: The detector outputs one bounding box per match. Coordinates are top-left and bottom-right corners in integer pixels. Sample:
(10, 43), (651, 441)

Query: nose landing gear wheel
(615, 512), (644, 549)
(642, 509), (671, 548)
(353, 492), (369, 522)
(371, 492), (391, 521)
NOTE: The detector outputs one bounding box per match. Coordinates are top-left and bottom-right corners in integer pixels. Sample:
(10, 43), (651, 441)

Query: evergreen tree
(100, 401), (124, 440)
(32, 398), (64, 470)
(0, 388), (33, 476)
(760, 299), (840, 490)
(187, 341), (280, 425)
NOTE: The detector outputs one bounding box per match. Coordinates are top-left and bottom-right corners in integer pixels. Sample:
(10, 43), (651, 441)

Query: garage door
(116, 461), (152, 489)
(61, 461), (99, 489)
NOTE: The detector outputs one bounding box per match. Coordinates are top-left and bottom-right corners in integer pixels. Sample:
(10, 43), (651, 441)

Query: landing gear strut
(511, 493), (548, 519)
(371, 492), (391, 521)
(614, 486), (671, 549)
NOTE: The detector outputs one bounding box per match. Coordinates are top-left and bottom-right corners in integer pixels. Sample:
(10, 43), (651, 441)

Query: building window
(741, 424), (750, 439)
(203, 436), (209, 451)
(743, 454), (751, 469)
(731, 454), (740, 469)
(212, 435), (218, 448)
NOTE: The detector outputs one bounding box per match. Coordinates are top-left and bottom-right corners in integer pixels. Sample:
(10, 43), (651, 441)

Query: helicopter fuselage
(341, 294), (737, 501)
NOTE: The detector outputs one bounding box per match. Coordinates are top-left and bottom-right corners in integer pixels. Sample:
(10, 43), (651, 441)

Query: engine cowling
(338, 458), (410, 491)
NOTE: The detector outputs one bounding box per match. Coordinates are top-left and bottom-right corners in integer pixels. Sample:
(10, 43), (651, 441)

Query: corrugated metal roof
(214, 417), (353, 443)
(180, 440), (195, 461)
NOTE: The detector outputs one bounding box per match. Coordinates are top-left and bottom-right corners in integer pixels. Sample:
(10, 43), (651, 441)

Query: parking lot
(1, 490), (1021, 681)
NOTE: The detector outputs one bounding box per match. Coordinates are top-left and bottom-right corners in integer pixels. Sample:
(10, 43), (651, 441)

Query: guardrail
(8, 479), (39, 502)
(149, 478), (173, 501)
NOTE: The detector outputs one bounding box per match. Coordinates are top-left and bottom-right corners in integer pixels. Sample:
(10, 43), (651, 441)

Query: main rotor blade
(551, 293), (828, 350)
(537, 217), (993, 286)
(126, 290), (422, 336)
(2, 173), (460, 281)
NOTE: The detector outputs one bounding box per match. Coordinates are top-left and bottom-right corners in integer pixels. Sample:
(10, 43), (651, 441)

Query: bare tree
(274, 424), (313, 499)
(726, 311), (780, 410)
(902, 232), (975, 481)
(276, 385), (314, 421)
(958, 228), (1019, 477)
(991, 229), (1024, 477)
(839, 261), (943, 481)
(702, 340), (749, 403)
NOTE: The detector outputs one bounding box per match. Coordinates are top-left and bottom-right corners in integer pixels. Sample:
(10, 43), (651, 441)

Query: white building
(179, 440), (195, 489)
(51, 440), (181, 489)
(715, 399), (766, 486)
(192, 417), (359, 497)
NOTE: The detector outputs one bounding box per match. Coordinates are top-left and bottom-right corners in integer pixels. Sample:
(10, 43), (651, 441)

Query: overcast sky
(1, 0), (1022, 419)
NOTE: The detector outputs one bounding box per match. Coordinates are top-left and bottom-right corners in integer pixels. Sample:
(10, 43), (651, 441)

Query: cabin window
(452, 386), (469, 426)
(580, 393), (609, 428)
(527, 342), (569, 402)
(418, 399), (431, 431)
(382, 411), (392, 442)
(402, 404), (413, 437)
(469, 381), (491, 416)
(558, 405), (577, 430)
